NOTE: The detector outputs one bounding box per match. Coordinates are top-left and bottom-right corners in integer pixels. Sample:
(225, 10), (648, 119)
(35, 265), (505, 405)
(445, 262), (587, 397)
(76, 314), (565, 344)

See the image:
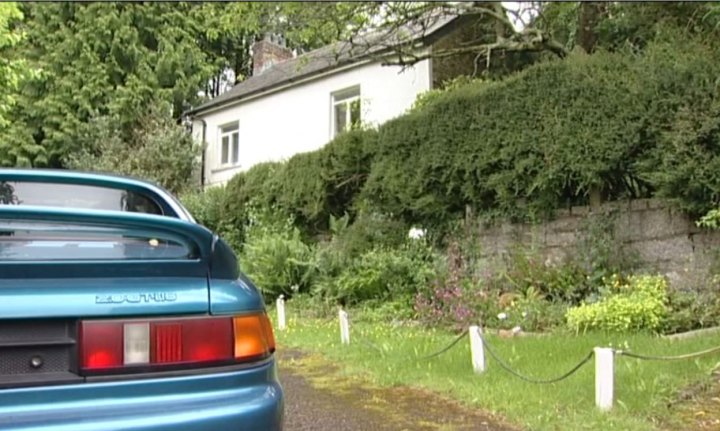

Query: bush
(215, 37), (720, 239)
(276, 129), (378, 233)
(316, 242), (438, 305)
(574, 212), (639, 291)
(663, 282), (720, 334)
(635, 36), (720, 217)
(565, 274), (669, 333)
(180, 186), (243, 251)
(493, 246), (589, 304)
(362, 50), (652, 226)
(361, 37), (720, 227)
(66, 102), (200, 194)
(239, 204), (316, 300)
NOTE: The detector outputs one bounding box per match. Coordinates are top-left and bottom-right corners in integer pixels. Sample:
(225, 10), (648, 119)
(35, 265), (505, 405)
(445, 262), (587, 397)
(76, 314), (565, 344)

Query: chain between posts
(615, 345), (720, 361)
(355, 329), (470, 361)
(479, 334), (595, 384)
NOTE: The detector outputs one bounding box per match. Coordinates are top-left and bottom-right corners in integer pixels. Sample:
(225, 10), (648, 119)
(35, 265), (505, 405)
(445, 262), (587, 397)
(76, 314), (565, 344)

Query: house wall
(195, 59), (432, 187)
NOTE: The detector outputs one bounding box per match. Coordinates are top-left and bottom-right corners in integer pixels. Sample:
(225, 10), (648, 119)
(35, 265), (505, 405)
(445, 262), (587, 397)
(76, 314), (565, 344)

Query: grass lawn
(272, 311), (720, 430)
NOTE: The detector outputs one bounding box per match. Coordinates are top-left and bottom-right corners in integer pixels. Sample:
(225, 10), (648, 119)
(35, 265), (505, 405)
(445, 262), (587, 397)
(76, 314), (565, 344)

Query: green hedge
(364, 37), (720, 226)
(210, 36), (720, 238)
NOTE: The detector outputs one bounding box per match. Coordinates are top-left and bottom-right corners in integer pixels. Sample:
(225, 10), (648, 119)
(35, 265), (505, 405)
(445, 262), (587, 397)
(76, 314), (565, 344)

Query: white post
(594, 347), (614, 411)
(339, 309), (350, 345)
(469, 325), (486, 374)
(276, 295), (286, 331)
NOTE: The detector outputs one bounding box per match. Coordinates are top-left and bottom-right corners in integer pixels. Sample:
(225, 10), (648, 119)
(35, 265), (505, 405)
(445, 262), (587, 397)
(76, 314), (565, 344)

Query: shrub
(362, 50), (652, 226)
(66, 102), (200, 194)
(565, 274), (669, 333)
(662, 281), (720, 334)
(415, 241), (570, 332)
(636, 36), (720, 217)
(239, 204), (316, 300)
(494, 246), (589, 304)
(180, 186), (244, 251)
(574, 212), (639, 290)
(317, 242), (438, 305)
(361, 37), (720, 227)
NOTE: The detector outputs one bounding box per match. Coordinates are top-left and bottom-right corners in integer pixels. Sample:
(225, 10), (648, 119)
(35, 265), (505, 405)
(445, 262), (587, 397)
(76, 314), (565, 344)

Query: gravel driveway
(279, 349), (518, 431)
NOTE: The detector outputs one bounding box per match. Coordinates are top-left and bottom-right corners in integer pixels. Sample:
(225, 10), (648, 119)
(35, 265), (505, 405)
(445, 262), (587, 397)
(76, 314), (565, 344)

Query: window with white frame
(219, 122), (239, 167)
(331, 86), (361, 137)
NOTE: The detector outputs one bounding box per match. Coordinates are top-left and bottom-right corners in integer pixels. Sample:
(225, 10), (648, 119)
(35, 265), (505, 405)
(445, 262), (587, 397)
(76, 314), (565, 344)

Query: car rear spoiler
(0, 206), (238, 279)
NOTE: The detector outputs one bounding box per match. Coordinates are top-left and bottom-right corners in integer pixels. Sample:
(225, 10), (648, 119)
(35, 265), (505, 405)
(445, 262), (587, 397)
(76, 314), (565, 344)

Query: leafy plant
(239, 203), (316, 300)
(566, 274), (669, 333)
(66, 103), (200, 194)
(318, 243), (437, 305)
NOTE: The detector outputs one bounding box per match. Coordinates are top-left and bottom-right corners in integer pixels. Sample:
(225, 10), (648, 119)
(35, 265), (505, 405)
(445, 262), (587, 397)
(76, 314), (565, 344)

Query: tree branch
(381, 33), (567, 67)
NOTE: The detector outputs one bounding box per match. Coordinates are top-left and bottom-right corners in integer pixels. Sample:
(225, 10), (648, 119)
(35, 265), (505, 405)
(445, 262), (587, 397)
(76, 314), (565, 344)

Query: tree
(0, 3), (25, 129)
(66, 101), (199, 194)
(4, 2), (365, 169)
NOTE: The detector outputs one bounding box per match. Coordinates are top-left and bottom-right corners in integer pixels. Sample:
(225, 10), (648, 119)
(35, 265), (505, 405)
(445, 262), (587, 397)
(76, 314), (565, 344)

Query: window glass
(0, 221), (196, 261)
(331, 86), (361, 137)
(231, 132), (239, 164)
(350, 99), (361, 128)
(221, 136), (229, 164)
(335, 103), (348, 135)
(219, 123), (239, 167)
(0, 182), (163, 214)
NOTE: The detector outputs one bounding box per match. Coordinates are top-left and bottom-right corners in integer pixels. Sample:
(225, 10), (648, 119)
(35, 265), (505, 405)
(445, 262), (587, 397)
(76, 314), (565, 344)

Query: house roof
(186, 13), (460, 116)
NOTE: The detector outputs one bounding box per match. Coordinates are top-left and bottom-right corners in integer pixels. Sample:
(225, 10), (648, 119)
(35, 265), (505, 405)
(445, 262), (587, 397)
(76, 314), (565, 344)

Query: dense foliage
(0, 2), (359, 189)
(565, 275), (669, 333)
(66, 103), (199, 194)
(210, 35), (720, 237)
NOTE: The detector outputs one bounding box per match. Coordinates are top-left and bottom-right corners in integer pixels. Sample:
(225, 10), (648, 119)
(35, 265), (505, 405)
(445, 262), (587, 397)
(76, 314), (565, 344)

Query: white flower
(521, 311), (528, 318)
(497, 312), (508, 320)
(408, 227), (426, 239)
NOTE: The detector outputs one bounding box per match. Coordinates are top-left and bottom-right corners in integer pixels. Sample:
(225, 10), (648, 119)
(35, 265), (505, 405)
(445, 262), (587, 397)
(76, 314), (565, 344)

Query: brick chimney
(252, 34), (293, 76)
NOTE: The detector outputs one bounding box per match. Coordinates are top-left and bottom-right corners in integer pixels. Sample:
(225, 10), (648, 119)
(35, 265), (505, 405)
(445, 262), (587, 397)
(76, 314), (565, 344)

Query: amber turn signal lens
(233, 314), (274, 360)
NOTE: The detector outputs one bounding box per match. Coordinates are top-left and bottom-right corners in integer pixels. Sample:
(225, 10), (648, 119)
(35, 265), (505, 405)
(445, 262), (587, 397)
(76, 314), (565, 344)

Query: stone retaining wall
(478, 199), (720, 289)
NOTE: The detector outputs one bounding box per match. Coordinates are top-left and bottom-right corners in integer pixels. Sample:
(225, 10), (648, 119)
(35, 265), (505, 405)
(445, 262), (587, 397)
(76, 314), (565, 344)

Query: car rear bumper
(0, 359), (283, 431)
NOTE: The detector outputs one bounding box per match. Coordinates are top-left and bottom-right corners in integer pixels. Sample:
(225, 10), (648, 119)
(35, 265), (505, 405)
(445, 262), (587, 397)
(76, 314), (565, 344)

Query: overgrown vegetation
(67, 103), (199, 194)
(179, 29), (720, 336)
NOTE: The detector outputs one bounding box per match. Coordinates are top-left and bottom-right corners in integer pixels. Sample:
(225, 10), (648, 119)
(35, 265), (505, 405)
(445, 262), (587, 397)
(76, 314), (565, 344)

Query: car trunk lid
(0, 206), (215, 318)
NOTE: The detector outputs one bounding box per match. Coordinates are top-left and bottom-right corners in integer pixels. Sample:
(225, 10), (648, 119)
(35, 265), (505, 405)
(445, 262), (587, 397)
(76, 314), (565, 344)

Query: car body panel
(0, 278), (210, 319)
(0, 361), (283, 431)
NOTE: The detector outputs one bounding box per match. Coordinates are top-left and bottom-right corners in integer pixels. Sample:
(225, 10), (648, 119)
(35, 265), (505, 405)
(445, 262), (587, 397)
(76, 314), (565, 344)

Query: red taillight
(79, 314), (274, 375)
(182, 318), (233, 362)
(80, 322), (123, 369)
(152, 323), (182, 363)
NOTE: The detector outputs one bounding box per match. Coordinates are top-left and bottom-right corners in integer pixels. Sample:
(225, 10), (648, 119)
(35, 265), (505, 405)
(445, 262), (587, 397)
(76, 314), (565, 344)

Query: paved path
(278, 349), (517, 431)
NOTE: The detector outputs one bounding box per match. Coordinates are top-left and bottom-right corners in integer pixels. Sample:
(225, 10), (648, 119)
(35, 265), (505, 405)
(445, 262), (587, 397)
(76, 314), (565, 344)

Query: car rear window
(0, 181), (163, 215)
(0, 221), (198, 261)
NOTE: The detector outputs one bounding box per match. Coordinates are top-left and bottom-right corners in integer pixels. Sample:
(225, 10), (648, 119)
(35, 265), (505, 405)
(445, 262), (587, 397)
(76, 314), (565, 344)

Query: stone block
(637, 209), (676, 239)
(546, 216), (582, 234)
(631, 235), (694, 264)
(545, 231), (576, 248)
(571, 205), (590, 217)
(630, 199), (651, 211)
(646, 199), (665, 210)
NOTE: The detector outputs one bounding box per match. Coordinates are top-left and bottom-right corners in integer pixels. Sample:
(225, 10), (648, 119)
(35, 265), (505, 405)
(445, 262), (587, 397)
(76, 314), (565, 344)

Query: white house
(185, 15), (475, 188)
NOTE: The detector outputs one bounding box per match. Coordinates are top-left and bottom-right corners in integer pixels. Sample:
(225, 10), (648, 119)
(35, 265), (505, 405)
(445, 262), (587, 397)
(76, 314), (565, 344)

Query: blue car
(0, 169), (284, 431)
